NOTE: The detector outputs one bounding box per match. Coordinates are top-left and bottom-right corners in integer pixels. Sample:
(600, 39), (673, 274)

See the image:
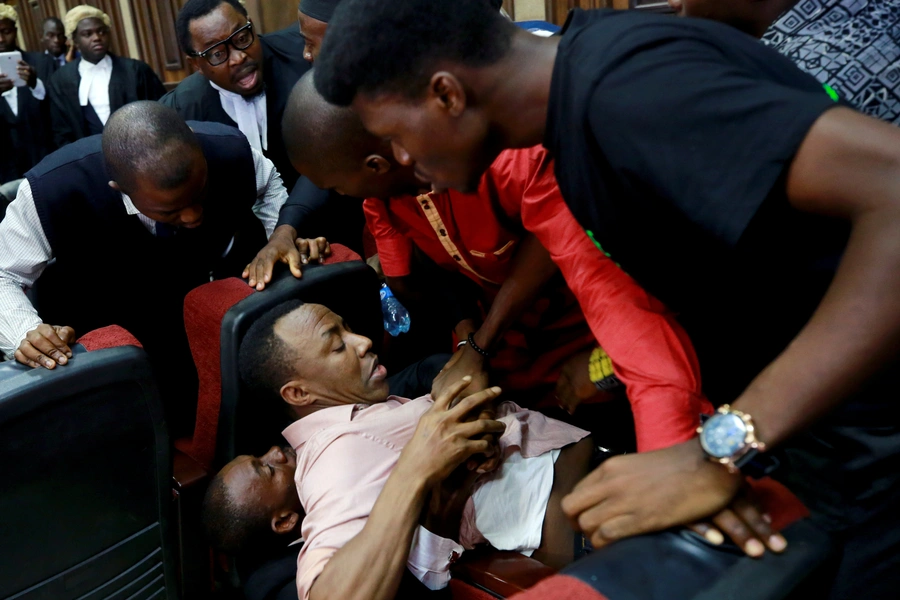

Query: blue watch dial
(700, 413), (748, 458)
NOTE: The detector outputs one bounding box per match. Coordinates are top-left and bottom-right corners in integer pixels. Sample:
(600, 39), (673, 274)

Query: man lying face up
(203, 300), (592, 600)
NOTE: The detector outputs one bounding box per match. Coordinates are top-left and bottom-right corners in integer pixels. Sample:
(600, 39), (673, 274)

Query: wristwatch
(697, 405), (776, 477)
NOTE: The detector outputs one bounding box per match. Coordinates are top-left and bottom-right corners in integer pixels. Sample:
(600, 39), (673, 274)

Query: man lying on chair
(202, 300), (594, 600)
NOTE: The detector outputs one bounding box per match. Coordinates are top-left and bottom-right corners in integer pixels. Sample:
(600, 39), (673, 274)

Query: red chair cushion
(77, 325), (142, 351)
(328, 243), (362, 264)
(508, 575), (609, 600)
(179, 244), (363, 469)
(180, 278), (255, 469)
(749, 476), (809, 531)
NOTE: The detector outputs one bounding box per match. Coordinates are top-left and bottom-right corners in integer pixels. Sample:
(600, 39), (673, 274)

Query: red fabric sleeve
(362, 197), (415, 277)
(519, 150), (712, 452)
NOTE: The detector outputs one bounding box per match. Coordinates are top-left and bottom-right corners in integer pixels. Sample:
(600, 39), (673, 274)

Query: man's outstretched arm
(308, 380), (505, 600)
(432, 233), (559, 398)
(0, 180), (74, 368)
(562, 107), (900, 546)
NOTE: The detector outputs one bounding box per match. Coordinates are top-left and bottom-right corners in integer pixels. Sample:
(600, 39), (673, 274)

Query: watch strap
(734, 449), (781, 479)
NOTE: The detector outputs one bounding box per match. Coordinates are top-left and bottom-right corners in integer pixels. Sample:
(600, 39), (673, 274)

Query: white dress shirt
(210, 81), (268, 153)
(0, 148), (288, 359)
(2, 79), (47, 117)
(78, 54), (113, 125)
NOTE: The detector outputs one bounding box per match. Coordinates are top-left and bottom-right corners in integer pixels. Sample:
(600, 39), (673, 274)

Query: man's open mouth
(233, 64), (259, 88)
(369, 356), (387, 382)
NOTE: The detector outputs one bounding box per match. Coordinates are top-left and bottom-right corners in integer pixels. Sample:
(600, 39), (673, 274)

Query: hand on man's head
(15, 324), (76, 369)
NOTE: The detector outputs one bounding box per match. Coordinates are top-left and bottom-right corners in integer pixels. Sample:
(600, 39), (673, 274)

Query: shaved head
(103, 101), (203, 195)
(282, 71), (423, 198)
(283, 71), (380, 175)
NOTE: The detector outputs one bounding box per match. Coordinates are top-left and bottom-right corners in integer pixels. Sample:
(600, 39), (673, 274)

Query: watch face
(700, 413), (748, 458)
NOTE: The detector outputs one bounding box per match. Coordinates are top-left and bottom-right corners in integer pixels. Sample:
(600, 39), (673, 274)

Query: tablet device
(0, 51), (26, 87)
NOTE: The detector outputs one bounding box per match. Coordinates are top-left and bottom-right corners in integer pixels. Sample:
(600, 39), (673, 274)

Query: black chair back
(562, 521), (835, 600)
(216, 261), (381, 466)
(0, 345), (178, 600)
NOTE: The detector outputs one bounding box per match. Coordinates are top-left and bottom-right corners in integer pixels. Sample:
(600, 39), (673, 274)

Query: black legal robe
(47, 54), (166, 148)
(24, 49), (58, 85)
(160, 28), (367, 252)
(0, 50), (56, 182)
(160, 28), (309, 191)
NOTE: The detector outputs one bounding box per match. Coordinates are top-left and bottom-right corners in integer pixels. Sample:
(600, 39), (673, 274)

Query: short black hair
(201, 470), (274, 555)
(176, 0), (248, 55)
(283, 71), (379, 173)
(315, 0), (515, 106)
(102, 101), (202, 194)
(239, 300), (305, 402)
(42, 17), (64, 31)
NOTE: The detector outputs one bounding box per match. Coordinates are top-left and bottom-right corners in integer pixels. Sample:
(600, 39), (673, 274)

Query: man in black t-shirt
(310, 1), (900, 597)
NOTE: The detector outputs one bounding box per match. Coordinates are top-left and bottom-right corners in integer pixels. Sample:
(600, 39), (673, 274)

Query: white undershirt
(77, 54), (113, 125)
(210, 80), (268, 153)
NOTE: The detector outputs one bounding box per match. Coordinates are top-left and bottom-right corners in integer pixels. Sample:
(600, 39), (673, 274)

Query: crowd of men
(0, 0), (898, 599)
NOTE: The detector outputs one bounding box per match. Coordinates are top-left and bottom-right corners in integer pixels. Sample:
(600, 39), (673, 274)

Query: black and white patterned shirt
(763, 0), (900, 125)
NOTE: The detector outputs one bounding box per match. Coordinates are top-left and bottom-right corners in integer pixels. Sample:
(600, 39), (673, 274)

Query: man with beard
(47, 5), (165, 147)
(164, 0), (366, 285)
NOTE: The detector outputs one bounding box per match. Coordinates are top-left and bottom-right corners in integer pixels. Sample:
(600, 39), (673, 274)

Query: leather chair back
(0, 331), (178, 600)
(217, 260), (381, 465)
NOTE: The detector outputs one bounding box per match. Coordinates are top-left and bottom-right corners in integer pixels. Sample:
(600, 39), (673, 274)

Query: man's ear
(186, 55), (201, 72)
(364, 154), (392, 175)
(281, 380), (314, 407)
(108, 180), (120, 192)
(429, 72), (467, 117)
(271, 509), (300, 535)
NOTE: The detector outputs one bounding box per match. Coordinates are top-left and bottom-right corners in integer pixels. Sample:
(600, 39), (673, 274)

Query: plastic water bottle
(380, 284), (410, 336)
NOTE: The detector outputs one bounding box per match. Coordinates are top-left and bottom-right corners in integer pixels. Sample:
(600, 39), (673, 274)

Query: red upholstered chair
(176, 243), (364, 472)
(169, 244), (364, 595)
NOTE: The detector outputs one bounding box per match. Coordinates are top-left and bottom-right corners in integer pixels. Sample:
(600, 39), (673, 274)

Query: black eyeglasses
(190, 21), (254, 66)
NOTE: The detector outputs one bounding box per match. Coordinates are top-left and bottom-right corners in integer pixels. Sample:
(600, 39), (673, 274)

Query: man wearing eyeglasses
(164, 0), (309, 194)
(47, 6), (165, 148)
(163, 0), (367, 290)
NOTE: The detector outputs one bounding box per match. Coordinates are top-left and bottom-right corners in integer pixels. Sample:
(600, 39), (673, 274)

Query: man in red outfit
(283, 73), (711, 452)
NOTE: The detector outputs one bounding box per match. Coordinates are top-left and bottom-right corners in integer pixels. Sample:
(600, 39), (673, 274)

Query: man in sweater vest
(0, 101), (296, 433)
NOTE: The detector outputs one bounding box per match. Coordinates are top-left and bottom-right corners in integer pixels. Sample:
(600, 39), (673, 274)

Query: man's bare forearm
(734, 208), (900, 446)
(309, 463), (429, 600)
(734, 108), (900, 447)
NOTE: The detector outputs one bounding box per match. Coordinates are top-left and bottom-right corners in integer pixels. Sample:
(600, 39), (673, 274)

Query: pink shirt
(283, 396), (589, 599)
